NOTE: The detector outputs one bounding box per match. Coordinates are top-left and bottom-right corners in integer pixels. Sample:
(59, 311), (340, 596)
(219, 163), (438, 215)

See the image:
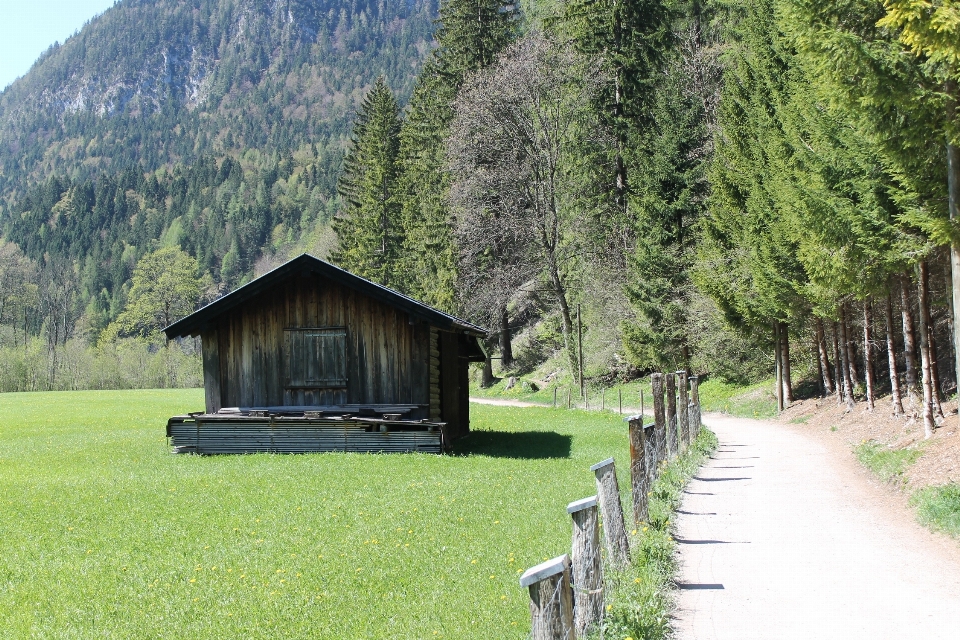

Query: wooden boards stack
(166, 414), (443, 454)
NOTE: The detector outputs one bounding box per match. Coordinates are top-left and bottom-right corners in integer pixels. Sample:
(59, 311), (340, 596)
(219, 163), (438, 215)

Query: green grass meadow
(0, 389), (644, 638)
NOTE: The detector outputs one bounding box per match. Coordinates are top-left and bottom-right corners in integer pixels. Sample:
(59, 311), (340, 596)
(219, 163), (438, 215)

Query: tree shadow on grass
(451, 430), (572, 459)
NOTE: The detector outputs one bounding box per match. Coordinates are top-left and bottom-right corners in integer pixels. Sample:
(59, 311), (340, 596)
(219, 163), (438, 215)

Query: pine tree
(396, 0), (519, 311)
(558, 0), (674, 216)
(621, 0), (723, 371)
(331, 78), (403, 287)
(695, 0), (808, 396)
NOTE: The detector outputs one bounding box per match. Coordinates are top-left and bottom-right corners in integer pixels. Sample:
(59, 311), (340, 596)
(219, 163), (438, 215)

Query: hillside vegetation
(0, 0), (437, 200)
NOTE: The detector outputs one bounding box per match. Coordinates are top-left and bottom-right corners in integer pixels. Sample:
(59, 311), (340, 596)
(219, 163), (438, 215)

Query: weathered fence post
(644, 424), (656, 485)
(666, 373), (678, 458)
(601, 389), (605, 412)
(619, 388), (622, 415)
(567, 388), (571, 410)
(520, 555), (575, 640)
(554, 386), (558, 409)
(689, 374), (701, 440)
(567, 497), (603, 637)
(651, 373), (667, 471)
(628, 415), (649, 525)
(590, 458), (631, 569)
(677, 371), (690, 450)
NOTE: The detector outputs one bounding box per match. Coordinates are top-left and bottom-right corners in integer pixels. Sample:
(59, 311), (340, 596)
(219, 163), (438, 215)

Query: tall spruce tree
(696, 0), (808, 399)
(622, 0), (723, 371)
(396, 0), (519, 312)
(558, 0), (674, 218)
(332, 78), (403, 288)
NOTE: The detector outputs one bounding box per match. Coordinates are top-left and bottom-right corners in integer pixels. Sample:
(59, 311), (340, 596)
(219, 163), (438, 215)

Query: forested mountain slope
(0, 0), (438, 201)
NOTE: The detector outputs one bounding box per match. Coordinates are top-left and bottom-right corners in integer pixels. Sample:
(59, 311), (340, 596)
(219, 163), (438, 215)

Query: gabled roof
(163, 254), (487, 339)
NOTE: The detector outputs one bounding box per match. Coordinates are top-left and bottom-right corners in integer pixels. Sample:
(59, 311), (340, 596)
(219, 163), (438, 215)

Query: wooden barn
(163, 254), (487, 454)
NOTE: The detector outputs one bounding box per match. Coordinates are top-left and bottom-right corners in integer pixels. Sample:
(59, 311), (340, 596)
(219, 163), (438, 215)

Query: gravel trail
(674, 413), (960, 639)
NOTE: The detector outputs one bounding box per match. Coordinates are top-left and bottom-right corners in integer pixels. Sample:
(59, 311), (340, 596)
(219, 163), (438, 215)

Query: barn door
(283, 327), (348, 389)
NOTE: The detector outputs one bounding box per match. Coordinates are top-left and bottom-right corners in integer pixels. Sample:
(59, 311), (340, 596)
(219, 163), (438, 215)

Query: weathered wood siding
(208, 274), (431, 411)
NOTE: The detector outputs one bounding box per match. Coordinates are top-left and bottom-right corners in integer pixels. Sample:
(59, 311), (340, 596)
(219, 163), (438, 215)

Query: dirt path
(469, 396), (648, 415)
(469, 397), (547, 408)
(674, 413), (960, 639)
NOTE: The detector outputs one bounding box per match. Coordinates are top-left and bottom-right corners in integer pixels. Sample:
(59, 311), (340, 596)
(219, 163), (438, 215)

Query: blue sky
(0, 0), (116, 90)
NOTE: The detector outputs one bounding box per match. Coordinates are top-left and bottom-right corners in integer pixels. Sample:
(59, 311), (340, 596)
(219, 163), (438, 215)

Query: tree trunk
(781, 321), (793, 405)
(815, 339), (826, 395)
(885, 292), (904, 416)
(832, 321), (843, 404)
(499, 305), (513, 369)
(930, 324), (945, 419)
(947, 82), (960, 429)
(863, 300), (875, 411)
(481, 356), (494, 388)
(816, 318), (834, 395)
(774, 321), (784, 412)
(901, 274), (921, 412)
(843, 303), (860, 389)
(549, 260), (578, 389)
(917, 260), (937, 438)
(837, 309), (855, 410)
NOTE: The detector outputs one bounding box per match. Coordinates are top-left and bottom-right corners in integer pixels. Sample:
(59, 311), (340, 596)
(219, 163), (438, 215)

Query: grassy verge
(854, 440), (923, 485)
(852, 440), (960, 542)
(470, 373), (652, 412)
(697, 378), (778, 419)
(598, 427), (719, 639)
(0, 389), (646, 638)
(912, 485), (960, 537)
(471, 372), (779, 420)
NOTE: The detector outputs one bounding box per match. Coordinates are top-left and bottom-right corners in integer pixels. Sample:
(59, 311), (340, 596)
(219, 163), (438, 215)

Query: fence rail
(520, 371), (703, 638)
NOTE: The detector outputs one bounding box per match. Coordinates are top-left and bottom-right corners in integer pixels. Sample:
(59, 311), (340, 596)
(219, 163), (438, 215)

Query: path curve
(469, 397), (546, 408)
(674, 413), (960, 639)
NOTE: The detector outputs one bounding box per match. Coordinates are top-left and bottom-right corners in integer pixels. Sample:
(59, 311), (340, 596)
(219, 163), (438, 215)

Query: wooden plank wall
(201, 328), (221, 414)
(209, 274), (431, 411)
(429, 328), (441, 421)
(440, 331), (461, 438)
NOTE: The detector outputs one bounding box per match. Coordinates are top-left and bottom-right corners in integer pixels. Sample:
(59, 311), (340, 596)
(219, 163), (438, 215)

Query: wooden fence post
(567, 388), (571, 410)
(619, 388), (622, 415)
(651, 373), (667, 471)
(689, 375), (701, 440)
(520, 555), (575, 640)
(567, 497), (603, 637)
(554, 386), (558, 409)
(677, 371), (690, 450)
(666, 373), (678, 458)
(628, 416), (649, 525)
(590, 457), (631, 569)
(644, 424), (656, 485)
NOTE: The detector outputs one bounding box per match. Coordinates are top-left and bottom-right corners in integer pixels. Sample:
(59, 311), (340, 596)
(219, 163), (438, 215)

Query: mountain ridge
(0, 0), (438, 201)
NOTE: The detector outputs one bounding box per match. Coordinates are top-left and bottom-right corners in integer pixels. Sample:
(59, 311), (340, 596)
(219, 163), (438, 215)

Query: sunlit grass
(913, 484), (960, 538)
(0, 389), (653, 638)
(854, 440), (922, 486)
